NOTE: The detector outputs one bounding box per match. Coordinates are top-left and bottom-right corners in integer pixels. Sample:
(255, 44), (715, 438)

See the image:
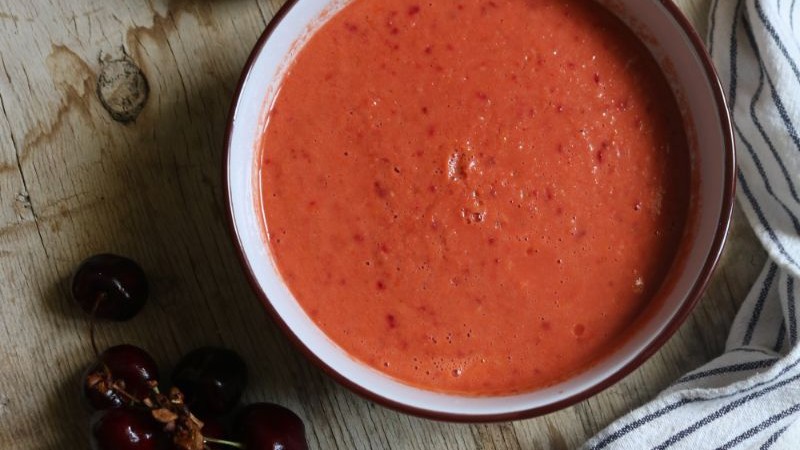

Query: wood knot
(96, 54), (148, 123)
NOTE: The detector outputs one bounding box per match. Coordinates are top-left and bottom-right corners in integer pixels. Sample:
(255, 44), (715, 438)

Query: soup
(258, 0), (691, 395)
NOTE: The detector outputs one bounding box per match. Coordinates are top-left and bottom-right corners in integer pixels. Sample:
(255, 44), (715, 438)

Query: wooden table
(0, 0), (765, 448)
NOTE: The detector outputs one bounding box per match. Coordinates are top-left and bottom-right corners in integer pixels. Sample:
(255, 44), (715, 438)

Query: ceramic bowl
(224, 0), (735, 421)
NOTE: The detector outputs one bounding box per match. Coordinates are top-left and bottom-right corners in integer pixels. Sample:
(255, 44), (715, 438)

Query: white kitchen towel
(583, 0), (800, 448)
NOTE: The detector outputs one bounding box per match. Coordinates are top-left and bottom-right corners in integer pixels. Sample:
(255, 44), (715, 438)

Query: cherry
(84, 345), (159, 410)
(90, 407), (169, 450)
(235, 403), (308, 450)
(82, 364), (125, 410)
(171, 347), (247, 418)
(199, 419), (229, 449)
(72, 253), (149, 321)
(201, 418), (226, 440)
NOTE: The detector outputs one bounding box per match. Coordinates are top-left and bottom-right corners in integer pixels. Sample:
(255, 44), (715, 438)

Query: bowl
(224, 0), (735, 421)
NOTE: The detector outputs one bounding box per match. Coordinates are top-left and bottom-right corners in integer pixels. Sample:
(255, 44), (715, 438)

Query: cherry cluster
(73, 254), (308, 450)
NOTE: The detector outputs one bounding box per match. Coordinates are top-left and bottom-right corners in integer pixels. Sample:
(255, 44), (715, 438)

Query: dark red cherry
(203, 419), (228, 439)
(200, 418), (228, 449)
(72, 253), (149, 321)
(235, 403), (308, 450)
(200, 418), (226, 440)
(90, 408), (169, 450)
(83, 345), (159, 410)
(82, 364), (125, 410)
(171, 347), (247, 418)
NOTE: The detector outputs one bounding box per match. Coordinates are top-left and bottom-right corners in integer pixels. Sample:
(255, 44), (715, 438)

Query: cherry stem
(112, 382), (141, 405)
(204, 437), (244, 449)
(88, 291), (108, 359)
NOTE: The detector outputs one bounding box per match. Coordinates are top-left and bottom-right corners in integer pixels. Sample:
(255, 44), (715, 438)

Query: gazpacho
(258, 0), (691, 395)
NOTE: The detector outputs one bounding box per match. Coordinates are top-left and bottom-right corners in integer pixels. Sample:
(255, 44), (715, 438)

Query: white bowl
(224, 0), (735, 421)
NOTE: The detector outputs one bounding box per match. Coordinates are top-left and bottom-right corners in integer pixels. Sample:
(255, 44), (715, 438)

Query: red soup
(259, 0), (691, 395)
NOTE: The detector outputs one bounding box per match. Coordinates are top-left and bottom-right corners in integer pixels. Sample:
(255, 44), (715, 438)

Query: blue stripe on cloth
(589, 400), (692, 449)
(737, 170), (800, 270)
(590, 354), (800, 449)
(741, 19), (800, 206)
(750, 3), (800, 156)
(652, 372), (800, 449)
(744, 263), (780, 345)
(731, 347), (778, 356)
(789, 277), (797, 345)
(760, 425), (789, 450)
(717, 405), (800, 450)
(709, 0), (722, 53)
(729, 0), (743, 106)
(735, 121), (800, 234)
(718, 404), (800, 449)
(733, 8), (800, 267)
(754, 0), (800, 86)
(774, 322), (786, 353)
(793, 0), (799, 30)
(764, 73), (800, 158)
(674, 359), (777, 385)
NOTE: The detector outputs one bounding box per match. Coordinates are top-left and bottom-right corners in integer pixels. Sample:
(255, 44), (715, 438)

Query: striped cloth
(583, 0), (800, 448)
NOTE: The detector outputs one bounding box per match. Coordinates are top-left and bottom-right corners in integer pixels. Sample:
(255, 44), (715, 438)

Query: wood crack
(0, 91), (49, 258)
(0, 53), (11, 84)
(163, 29), (193, 122)
(254, 0), (269, 27)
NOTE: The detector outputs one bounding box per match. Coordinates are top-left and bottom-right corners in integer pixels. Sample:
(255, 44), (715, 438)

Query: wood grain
(0, 0), (764, 448)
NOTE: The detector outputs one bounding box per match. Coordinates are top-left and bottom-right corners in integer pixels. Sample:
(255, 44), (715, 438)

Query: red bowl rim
(222, 0), (736, 422)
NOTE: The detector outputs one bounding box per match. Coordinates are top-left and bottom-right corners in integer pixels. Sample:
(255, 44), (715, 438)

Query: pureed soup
(259, 0), (691, 395)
